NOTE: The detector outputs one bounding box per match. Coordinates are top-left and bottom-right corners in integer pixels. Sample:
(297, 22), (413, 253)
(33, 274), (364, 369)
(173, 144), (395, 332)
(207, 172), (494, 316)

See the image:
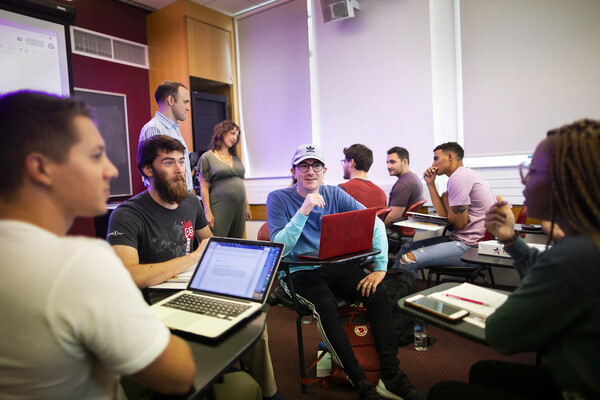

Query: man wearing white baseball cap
(266, 144), (424, 400)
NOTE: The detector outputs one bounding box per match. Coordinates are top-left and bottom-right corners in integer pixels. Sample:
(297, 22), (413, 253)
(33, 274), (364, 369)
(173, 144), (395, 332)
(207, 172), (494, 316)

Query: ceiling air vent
(70, 26), (148, 69)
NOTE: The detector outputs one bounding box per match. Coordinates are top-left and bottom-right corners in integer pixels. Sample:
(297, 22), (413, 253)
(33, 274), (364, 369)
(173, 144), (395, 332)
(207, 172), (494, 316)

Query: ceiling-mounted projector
(321, 0), (360, 23)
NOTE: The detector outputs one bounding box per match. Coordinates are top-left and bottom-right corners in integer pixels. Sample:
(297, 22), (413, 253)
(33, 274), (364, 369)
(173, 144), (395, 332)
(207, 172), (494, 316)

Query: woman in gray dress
(199, 120), (252, 237)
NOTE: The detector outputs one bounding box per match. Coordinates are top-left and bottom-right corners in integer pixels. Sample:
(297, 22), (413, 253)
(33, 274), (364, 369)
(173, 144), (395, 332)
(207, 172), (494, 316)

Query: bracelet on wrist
(499, 231), (519, 246)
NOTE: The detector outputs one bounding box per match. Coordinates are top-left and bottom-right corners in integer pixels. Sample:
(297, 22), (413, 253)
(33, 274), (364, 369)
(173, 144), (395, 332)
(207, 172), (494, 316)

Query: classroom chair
(421, 207), (528, 287)
(395, 199), (427, 238)
(257, 222), (359, 393)
(376, 207), (392, 221)
(387, 199), (427, 265)
(421, 229), (496, 288)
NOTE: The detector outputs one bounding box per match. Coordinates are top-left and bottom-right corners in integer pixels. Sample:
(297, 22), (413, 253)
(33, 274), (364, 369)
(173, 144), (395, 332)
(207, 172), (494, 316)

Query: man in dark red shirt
(339, 144), (387, 209)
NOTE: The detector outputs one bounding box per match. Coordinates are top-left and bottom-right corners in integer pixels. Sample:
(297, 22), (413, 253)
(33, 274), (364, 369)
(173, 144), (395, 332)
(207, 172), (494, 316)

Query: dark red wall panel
(57, 0), (151, 237)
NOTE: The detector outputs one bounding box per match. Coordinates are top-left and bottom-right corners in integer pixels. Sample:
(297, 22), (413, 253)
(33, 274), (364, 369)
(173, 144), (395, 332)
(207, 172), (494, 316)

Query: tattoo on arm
(451, 205), (469, 214)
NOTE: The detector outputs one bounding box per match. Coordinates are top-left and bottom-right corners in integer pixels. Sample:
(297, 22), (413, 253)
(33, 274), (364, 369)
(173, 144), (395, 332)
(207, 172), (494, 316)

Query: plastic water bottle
(414, 320), (427, 351)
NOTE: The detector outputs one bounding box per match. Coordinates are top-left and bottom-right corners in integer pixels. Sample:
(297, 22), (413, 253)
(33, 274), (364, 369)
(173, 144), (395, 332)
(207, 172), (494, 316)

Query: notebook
(427, 283), (509, 328)
(298, 207), (376, 260)
(150, 237), (284, 339)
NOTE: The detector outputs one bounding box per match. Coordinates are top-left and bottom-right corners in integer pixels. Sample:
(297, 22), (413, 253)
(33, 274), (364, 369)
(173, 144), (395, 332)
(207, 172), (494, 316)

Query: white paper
(148, 262), (197, 290)
(394, 220), (446, 231)
(429, 283), (508, 319)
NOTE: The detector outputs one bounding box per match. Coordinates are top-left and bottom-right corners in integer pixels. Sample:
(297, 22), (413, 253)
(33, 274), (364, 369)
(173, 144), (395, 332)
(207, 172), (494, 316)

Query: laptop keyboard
(164, 294), (251, 320)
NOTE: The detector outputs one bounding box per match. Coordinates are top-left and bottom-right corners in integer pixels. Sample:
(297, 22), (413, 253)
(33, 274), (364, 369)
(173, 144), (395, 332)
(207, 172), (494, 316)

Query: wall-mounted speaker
(320, 0), (360, 23)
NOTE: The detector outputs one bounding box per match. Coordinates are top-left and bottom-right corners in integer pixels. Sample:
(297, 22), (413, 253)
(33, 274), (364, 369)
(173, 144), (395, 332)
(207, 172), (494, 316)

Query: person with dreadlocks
(427, 119), (600, 400)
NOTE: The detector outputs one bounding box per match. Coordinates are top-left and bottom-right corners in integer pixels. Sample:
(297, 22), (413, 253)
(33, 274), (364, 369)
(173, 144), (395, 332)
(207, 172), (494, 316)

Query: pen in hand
(445, 294), (488, 306)
(423, 167), (437, 179)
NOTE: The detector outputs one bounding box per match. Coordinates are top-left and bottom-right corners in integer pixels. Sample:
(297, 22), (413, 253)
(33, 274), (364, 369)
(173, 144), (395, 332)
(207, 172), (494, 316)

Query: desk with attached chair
(122, 308), (268, 400)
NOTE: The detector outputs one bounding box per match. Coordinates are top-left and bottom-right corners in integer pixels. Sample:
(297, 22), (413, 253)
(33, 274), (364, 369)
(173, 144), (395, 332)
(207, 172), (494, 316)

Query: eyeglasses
(518, 161), (549, 184)
(340, 159), (350, 166)
(296, 162), (324, 173)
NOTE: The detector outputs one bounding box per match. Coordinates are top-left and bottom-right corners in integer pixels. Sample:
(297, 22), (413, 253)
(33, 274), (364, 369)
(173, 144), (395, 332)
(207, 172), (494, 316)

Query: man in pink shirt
(393, 142), (495, 278)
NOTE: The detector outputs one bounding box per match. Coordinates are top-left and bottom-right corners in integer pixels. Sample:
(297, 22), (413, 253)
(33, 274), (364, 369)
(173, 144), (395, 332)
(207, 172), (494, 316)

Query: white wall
(236, 0), (312, 178)
(240, 0), (439, 203)
(237, 0), (600, 205)
(461, 0), (600, 157)
(312, 0), (435, 190)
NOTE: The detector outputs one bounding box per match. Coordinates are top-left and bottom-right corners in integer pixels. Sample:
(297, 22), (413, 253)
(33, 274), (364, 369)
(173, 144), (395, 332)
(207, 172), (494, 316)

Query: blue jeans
(392, 236), (472, 278)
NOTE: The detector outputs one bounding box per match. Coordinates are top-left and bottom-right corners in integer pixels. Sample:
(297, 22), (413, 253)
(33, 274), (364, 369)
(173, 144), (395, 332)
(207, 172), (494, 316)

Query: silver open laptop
(151, 237), (284, 339)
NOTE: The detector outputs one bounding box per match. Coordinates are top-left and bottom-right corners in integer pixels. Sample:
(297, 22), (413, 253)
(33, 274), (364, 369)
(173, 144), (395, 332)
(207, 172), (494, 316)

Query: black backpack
(382, 268), (416, 346)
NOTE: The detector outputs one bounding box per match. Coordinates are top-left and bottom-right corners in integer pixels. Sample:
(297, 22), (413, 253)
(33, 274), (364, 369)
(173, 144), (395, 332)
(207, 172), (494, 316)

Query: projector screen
(0, 7), (71, 96)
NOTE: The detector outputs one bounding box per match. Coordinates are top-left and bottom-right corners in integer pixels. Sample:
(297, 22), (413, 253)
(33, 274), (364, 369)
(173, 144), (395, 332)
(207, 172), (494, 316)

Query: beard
(153, 169), (188, 204)
(389, 167), (404, 177)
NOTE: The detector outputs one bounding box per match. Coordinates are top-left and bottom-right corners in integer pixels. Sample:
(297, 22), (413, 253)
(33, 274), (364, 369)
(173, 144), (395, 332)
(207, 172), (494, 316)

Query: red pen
(445, 294), (488, 306)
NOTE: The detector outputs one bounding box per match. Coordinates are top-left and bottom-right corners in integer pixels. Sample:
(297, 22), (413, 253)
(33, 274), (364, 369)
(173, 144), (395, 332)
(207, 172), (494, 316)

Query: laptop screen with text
(188, 239), (282, 302)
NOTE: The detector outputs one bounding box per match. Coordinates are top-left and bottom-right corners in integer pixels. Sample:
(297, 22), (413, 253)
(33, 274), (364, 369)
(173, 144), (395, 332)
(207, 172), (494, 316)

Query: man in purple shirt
(393, 142), (495, 278)
(384, 147), (423, 228)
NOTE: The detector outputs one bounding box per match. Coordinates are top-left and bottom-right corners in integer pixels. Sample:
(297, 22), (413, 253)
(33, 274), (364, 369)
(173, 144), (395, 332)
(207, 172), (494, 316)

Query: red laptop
(298, 208), (377, 260)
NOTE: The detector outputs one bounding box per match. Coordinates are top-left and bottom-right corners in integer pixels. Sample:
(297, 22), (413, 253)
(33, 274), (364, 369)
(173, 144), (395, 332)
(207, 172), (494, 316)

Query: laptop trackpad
(163, 313), (198, 329)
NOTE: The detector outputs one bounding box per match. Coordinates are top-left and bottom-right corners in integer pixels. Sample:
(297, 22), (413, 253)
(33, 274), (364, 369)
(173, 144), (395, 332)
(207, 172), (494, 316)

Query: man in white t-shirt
(0, 92), (260, 400)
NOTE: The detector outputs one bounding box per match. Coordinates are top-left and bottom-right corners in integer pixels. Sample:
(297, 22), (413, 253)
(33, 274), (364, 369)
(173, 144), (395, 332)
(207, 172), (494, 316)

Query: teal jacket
(266, 184), (387, 277)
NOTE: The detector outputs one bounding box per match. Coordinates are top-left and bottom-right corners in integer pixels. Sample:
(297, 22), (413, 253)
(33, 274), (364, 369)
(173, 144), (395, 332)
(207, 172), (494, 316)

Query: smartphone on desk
(405, 295), (469, 321)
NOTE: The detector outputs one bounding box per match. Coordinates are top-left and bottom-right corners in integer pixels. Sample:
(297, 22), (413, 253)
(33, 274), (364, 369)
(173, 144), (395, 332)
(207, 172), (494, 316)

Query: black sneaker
(356, 379), (382, 400)
(376, 373), (425, 400)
